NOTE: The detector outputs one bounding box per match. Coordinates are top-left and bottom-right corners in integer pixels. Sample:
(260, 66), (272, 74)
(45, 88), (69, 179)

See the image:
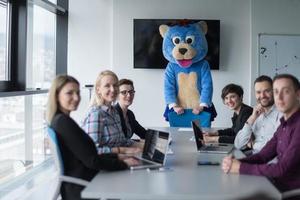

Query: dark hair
(254, 75), (273, 86)
(118, 79), (134, 88)
(221, 84), (244, 100)
(273, 74), (300, 91)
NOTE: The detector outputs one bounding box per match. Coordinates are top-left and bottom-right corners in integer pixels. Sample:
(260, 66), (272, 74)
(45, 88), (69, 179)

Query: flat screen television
(134, 19), (220, 70)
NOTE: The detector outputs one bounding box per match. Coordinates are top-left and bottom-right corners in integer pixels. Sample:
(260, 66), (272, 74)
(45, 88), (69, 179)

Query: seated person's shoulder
(114, 103), (121, 110)
(87, 106), (105, 116)
(244, 104), (253, 113)
(127, 109), (136, 118)
(52, 112), (68, 124)
(51, 113), (74, 131)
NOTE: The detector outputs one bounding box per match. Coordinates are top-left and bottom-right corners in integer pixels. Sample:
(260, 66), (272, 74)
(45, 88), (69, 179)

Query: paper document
(178, 128), (193, 131)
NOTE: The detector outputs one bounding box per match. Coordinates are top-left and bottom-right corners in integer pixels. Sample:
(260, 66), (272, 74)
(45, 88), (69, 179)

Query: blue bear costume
(159, 20), (217, 121)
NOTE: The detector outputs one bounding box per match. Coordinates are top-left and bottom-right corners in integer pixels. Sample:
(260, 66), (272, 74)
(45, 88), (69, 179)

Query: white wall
(68, 0), (114, 121)
(250, 0), (300, 103)
(111, 0), (251, 127)
(68, 0), (252, 127)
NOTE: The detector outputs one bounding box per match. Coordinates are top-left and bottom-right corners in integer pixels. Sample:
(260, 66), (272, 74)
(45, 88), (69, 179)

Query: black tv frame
(133, 19), (220, 70)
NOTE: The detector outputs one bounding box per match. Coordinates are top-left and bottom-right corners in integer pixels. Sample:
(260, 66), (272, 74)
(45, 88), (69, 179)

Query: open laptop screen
(191, 120), (204, 150)
(142, 129), (169, 164)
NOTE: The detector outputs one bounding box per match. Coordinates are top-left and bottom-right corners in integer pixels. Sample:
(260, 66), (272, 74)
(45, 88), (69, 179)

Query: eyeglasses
(120, 90), (136, 96)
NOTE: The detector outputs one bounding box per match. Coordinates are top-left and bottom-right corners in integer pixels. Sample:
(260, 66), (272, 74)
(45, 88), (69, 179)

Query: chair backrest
(168, 109), (211, 128)
(47, 126), (64, 175)
(282, 188), (300, 199)
(47, 127), (90, 200)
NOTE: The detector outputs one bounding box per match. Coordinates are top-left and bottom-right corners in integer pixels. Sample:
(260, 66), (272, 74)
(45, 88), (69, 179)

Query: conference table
(81, 127), (282, 200)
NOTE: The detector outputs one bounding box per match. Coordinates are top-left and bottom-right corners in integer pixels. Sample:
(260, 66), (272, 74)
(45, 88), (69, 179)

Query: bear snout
(179, 48), (188, 55)
(172, 44), (196, 60)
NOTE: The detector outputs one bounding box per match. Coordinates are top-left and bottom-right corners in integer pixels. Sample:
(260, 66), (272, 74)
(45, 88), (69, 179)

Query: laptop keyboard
(138, 159), (153, 165)
(131, 157), (155, 166)
(203, 146), (221, 151)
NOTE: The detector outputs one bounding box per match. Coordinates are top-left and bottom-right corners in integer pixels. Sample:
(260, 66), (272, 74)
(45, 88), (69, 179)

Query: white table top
(81, 127), (281, 200)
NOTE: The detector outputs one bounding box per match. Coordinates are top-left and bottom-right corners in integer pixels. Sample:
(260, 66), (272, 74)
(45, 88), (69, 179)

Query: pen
(197, 161), (220, 165)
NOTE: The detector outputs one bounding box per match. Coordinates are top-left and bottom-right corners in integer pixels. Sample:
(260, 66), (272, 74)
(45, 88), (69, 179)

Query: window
(27, 4), (56, 89)
(0, 0), (9, 81)
(48, 0), (57, 5)
(0, 0), (68, 189)
(0, 93), (49, 185)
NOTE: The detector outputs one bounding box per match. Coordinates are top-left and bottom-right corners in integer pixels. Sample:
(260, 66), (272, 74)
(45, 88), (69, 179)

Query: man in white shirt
(234, 75), (282, 154)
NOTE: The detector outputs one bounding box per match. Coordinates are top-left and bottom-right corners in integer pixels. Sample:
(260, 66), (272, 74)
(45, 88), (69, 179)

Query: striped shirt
(81, 105), (134, 154)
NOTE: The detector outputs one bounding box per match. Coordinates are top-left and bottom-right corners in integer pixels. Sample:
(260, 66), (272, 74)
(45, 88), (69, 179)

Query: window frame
(0, 0), (68, 94)
(0, 0), (12, 89)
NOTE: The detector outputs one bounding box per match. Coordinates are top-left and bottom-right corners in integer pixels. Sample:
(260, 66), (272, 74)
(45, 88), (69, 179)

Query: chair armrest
(282, 188), (300, 199)
(60, 175), (89, 186)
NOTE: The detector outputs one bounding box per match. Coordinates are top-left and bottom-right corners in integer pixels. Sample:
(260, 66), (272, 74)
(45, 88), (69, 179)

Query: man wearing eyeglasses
(115, 79), (147, 140)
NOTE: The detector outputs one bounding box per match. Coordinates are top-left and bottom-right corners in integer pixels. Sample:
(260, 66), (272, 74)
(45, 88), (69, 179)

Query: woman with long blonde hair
(47, 74), (136, 200)
(82, 70), (142, 154)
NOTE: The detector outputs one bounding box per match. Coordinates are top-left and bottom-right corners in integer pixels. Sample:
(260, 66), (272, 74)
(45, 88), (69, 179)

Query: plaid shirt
(81, 105), (134, 154)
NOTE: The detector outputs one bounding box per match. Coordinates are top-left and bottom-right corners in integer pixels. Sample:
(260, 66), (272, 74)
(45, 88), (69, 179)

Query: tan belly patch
(177, 72), (200, 109)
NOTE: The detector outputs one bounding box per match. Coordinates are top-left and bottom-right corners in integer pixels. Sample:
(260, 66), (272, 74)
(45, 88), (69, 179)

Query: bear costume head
(159, 21), (208, 68)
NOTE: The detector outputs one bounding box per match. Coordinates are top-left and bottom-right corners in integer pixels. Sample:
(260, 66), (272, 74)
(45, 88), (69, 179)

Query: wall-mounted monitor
(134, 19), (220, 70)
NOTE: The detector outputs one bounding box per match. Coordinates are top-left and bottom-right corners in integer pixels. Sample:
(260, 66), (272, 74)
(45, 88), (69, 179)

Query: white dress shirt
(234, 105), (282, 154)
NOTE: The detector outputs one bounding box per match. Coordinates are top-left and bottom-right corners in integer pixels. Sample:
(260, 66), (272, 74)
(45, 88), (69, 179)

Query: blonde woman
(47, 75), (137, 200)
(82, 70), (142, 154)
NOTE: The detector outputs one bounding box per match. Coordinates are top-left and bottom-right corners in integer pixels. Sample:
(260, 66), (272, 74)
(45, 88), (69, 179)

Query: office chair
(47, 127), (89, 200)
(168, 109), (211, 127)
(282, 188), (300, 199)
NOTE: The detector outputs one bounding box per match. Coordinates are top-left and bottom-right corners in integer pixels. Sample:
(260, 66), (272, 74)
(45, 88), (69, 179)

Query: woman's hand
(119, 147), (142, 154)
(132, 140), (145, 150)
(118, 155), (139, 166)
(203, 131), (219, 136)
(203, 135), (219, 143)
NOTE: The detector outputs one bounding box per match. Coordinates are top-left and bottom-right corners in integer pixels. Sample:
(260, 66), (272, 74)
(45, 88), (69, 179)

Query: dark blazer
(51, 111), (127, 200)
(218, 103), (253, 144)
(115, 103), (147, 139)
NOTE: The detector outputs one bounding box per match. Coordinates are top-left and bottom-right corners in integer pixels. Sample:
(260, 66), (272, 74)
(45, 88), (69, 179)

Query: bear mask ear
(159, 24), (169, 38)
(198, 21), (208, 35)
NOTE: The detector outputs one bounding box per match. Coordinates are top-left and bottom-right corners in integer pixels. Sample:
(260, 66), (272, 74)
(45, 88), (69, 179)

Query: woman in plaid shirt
(82, 70), (142, 154)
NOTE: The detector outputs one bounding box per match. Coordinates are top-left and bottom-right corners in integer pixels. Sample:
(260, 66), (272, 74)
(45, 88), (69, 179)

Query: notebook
(191, 120), (233, 154)
(130, 129), (170, 170)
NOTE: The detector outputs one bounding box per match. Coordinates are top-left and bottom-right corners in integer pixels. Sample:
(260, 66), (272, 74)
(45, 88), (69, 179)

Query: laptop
(191, 120), (233, 154)
(130, 129), (170, 170)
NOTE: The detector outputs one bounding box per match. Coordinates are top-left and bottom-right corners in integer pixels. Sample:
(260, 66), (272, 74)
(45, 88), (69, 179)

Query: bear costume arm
(164, 63), (177, 106)
(199, 60), (213, 106)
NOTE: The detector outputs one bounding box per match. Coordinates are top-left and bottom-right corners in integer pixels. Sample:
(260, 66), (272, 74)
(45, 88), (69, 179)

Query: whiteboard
(259, 34), (300, 79)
